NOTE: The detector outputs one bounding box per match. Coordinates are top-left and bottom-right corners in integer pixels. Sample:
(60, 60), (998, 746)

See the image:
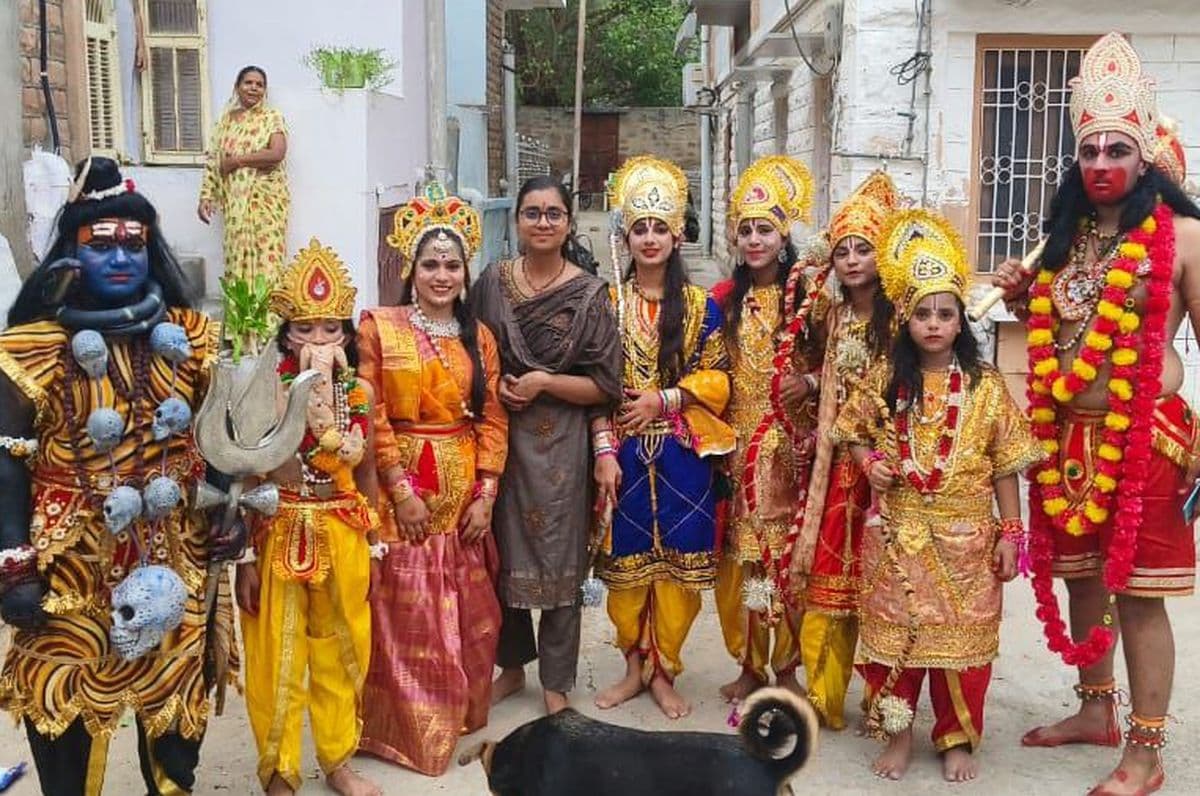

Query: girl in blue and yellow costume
(592, 156), (734, 720)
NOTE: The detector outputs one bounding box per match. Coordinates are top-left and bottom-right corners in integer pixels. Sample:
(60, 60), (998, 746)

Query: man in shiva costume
(0, 156), (239, 795)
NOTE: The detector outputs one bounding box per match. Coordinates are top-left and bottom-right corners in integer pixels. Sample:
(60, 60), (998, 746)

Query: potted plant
(303, 45), (397, 91)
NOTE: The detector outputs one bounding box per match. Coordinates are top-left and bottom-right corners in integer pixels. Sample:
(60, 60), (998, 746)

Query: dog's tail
(737, 687), (818, 784)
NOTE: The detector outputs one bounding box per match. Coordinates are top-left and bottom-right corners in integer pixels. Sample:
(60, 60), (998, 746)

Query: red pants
(860, 662), (992, 751)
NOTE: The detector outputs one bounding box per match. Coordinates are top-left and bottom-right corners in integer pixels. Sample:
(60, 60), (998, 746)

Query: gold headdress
(608, 155), (689, 236)
(729, 155), (814, 237)
(1069, 32), (1157, 161)
(269, 237), (357, 322)
(1153, 118), (1186, 186)
(877, 210), (971, 320)
(828, 170), (900, 250)
(386, 181), (482, 277)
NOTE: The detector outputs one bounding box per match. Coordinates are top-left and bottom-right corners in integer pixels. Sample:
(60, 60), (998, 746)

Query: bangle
(658, 388), (682, 415)
(594, 448), (617, 460)
(860, 450), (887, 477)
(389, 477), (416, 504)
(0, 436), (37, 461)
(997, 517), (1025, 544)
(369, 541), (388, 560)
(473, 476), (499, 501)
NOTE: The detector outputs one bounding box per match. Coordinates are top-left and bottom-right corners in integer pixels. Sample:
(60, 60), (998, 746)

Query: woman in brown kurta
(472, 176), (622, 713)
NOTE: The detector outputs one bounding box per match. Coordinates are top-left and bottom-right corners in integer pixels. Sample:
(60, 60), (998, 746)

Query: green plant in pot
(303, 45), (396, 91)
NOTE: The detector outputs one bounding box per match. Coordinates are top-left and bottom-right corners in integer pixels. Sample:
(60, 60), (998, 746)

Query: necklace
(741, 287), (779, 376)
(411, 304), (461, 337)
(522, 255), (567, 294)
(894, 359), (964, 502)
(1050, 222), (1124, 321)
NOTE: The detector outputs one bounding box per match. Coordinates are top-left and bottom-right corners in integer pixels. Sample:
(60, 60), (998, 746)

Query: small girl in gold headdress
(831, 211), (1042, 783)
(236, 238), (383, 796)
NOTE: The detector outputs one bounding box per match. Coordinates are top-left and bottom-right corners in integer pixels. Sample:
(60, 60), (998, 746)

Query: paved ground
(1, 576), (1198, 794)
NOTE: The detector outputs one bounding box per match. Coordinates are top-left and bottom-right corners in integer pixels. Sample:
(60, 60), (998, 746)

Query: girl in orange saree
(356, 183), (508, 776)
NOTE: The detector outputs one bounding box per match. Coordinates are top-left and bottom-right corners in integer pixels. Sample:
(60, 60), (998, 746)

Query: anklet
(1074, 679), (1119, 702)
(1124, 714), (1168, 749)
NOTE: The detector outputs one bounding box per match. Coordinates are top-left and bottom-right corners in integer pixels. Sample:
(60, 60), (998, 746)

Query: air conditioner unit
(682, 63), (707, 107)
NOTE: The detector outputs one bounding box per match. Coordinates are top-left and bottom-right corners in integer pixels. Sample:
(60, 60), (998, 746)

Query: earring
(777, 249), (787, 264)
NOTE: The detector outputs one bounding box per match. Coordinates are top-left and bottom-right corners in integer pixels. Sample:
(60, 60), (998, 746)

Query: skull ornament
(150, 322), (192, 365)
(152, 397), (193, 441)
(102, 485), (143, 535)
(143, 476), (182, 521)
(70, 329), (109, 379)
(86, 407), (124, 453)
(109, 564), (188, 660)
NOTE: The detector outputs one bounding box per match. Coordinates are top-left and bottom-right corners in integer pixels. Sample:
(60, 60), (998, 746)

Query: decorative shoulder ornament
(1069, 32), (1157, 160)
(729, 155), (814, 237)
(828, 170), (900, 250)
(269, 237), (357, 322)
(386, 181), (482, 277)
(608, 155), (689, 236)
(1153, 118), (1187, 186)
(877, 209), (970, 320)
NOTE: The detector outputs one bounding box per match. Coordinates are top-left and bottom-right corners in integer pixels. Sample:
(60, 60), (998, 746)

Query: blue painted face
(76, 218), (151, 305)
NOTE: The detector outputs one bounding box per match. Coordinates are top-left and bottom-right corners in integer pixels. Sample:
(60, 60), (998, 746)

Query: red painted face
(1078, 131), (1144, 206)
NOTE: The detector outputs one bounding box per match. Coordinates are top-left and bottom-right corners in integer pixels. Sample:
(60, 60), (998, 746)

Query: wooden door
(579, 113), (620, 196)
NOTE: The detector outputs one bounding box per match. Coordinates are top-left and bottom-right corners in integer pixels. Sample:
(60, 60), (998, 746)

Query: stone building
(684, 0), (1200, 397)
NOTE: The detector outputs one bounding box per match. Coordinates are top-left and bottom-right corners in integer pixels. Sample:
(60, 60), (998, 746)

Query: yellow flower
(1034, 357), (1059, 377)
(1109, 378), (1133, 400)
(1031, 407), (1057, 424)
(1098, 443), (1123, 462)
(1044, 497), (1069, 517)
(1085, 331), (1113, 351)
(1041, 439), (1060, 455)
(1119, 242), (1147, 260)
(1106, 269), (1134, 289)
(1037, 468), (1062, 486)
(1072, 359), (1098, 381)
(1037, 269), (1055, 285)
(1095, 473), (1118, 493)
(1052, 378), (1075, 403)
(1104, 412), (1131, 431)
(1028, 329), (1054, 346)
(1031, 380), (1051, 395)
(1029, 297), (1053, 315)
(1085, 502), (1110, 524)
(1142, 216), (1157, 234)
(1065, 515), (1085, 536)
(1097, 300), (1124, 322)
(1111, 348), (1138, 367)
(1119, 312), (1141, 334)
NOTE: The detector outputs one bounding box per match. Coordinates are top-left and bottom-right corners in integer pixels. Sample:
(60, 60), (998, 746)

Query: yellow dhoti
(715, 555), (801, 682)
(241, 493), (372, 790)
(798, 611), (858, 729)
(607, 580), (702, 682)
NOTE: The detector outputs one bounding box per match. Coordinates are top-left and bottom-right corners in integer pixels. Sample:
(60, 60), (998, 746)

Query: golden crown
(1154, 118), (1186, 186)
(608, 155), (689, 236)
(877, 210), (971, 319)
(269, 237), (357, 322)
(386, 181), (482, 277)
(1069, 32), (1157, 160)
(829, 170), (900, 250)
(729, 155), (814, 238)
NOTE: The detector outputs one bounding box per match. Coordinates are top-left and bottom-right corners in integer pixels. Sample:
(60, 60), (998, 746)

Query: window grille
(974, 38), (1091, 271)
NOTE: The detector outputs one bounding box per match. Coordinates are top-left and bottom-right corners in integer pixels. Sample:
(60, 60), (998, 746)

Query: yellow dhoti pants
(799, 610), (858, 729)
(242, 502), (371, 790)
(607, 580), (702, 682)
(715, 555), (801, 682)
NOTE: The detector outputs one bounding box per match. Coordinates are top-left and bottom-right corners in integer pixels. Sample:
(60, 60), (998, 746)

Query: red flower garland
(894, 368), (963, 496)
(1026, 202), (1175, 667)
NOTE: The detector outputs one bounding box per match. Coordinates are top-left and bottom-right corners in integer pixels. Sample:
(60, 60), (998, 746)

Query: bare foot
(596, 656), (645, 710)
(775, 670), (807, 699)
(1022, 701), (1119, 747)
(1086, 747), (1166, 796)
(327, 765), (383, 796)
(719, 668), (764, 703)
(544, 689), (569, 714)
(872, 727), (913, 780)
(266, 774), (295, 796)
(649, 673), (692, 720)
(942, 745), (979, 783)
(492, 667), (526, 705)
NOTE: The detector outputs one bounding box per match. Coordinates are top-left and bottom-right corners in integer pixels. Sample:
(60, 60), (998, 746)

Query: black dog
(460, 687), (817, 795)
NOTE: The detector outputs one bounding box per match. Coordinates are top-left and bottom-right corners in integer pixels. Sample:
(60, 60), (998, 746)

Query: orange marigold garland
(1026, 201), (1176, 667)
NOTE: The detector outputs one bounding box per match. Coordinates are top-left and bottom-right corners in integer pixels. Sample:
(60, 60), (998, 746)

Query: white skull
(102, 485), (143, 535)
(109, 565), (188, 660)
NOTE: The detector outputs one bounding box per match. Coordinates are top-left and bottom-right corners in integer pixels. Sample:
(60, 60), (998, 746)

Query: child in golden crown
(992, 33), (1200, 796)
(235, 239), (383, 796)
(833, 211), (1042, 782)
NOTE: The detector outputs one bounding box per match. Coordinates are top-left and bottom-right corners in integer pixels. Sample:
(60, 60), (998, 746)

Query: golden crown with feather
(386, 181), (482, 278)
(608, 155), (690, 237)
(269, 237), (357, 321)
(877, 209), (971, 320)
(1069, 32), (1158, 161)
(728, 155), (814, 239)
(829, 170), (901, 250)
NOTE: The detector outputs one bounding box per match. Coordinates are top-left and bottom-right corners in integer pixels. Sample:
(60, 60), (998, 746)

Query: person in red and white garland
(833, 209), (1042, 783)
(992, 32), (1200, 796)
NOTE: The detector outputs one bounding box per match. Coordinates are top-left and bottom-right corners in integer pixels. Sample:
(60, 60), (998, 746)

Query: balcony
(692, 0), (749, 28)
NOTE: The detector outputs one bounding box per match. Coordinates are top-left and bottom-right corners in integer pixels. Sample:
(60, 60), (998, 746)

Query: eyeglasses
(519, 207), (569, 225)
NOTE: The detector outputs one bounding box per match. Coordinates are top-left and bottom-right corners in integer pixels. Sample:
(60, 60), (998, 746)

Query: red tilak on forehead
(76, 218), (150, 245)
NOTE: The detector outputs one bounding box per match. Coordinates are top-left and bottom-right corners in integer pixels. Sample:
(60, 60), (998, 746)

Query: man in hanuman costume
(0, 157), (237, 794)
